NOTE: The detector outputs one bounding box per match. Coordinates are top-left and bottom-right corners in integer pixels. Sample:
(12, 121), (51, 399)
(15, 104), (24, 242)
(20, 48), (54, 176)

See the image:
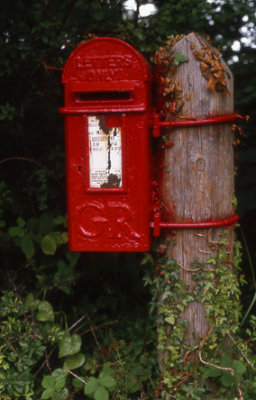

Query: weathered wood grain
(160, 32), (235, 359)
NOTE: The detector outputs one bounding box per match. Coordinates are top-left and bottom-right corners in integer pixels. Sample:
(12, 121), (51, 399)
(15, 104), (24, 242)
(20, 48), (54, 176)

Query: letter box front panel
(65, 113), (151, 252)
(60, 37), (153, 252)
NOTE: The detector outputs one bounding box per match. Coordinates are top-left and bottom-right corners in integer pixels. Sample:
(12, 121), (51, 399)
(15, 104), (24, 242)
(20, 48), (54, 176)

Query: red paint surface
(59, 38), (153, 252)
(151, 214), (239, 234)
(152, 111), (242, 137)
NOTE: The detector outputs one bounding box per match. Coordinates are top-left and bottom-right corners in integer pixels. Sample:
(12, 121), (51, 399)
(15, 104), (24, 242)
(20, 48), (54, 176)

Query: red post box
(59, 37), (153, 252)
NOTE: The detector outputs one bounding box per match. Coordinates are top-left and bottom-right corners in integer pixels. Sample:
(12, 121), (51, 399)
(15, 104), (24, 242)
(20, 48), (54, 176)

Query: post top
(62, 37), (153, 84)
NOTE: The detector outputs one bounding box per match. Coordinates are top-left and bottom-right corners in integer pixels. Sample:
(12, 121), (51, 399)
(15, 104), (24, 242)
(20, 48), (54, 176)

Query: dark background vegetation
(0, 0), (256, 398)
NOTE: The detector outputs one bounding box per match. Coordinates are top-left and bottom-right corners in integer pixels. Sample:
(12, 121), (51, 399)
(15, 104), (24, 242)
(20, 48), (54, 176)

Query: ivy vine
(143, 233), (256, 399)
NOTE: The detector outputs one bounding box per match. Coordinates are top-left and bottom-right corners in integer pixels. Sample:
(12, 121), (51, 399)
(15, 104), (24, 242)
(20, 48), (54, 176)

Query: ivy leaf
(36, 301), (54, 322)
(165, 315), (175, 325)
(64, 353), (85, 370)
(41, 234), (57, 255)
(58, 334), (82, 358)
(94, 386), (109, 400)
(205, 257), (216, 265)
(84, 377), (98, 396)
(174, 51), (189, 66)
(140, 253), (154, 266)
(177, 303), (184, 312)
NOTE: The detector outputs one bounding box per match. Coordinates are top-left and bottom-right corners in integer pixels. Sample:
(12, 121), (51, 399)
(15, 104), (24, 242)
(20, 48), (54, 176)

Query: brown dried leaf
(200, 61), (209, 72)
(203, 56), (212, 65)
(193, 41), (229, 94)
(175, 83), (182, 92)
(176, 99), (184, 112)
(213, 71), (223, 80)
(202, 70), (211, 80)
(193, 49), (205, 61)
(207, 76), (216, 92)
(169, 82), (176, 92)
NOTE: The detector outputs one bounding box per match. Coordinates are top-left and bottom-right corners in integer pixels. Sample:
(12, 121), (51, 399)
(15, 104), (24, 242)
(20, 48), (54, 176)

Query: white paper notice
(88, 116), (122, 188)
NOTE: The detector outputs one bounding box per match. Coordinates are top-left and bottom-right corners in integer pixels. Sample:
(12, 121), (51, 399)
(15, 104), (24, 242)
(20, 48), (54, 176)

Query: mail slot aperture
(76, 91), (131, 102)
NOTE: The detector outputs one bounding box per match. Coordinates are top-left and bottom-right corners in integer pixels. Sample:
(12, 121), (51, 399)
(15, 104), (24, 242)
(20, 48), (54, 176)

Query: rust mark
(101, 173), (121, 188)
(98, 116), (112, 171)
(98, 115), (112, 135)
(107, 135), (111, 171)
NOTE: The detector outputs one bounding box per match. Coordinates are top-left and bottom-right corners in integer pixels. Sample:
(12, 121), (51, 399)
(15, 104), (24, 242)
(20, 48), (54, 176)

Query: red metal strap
(153, 112), (242, 137)
(151, 213), (239, 237)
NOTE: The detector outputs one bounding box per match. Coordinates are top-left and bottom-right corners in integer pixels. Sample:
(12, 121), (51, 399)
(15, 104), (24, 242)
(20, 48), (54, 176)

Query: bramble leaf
(94, 386), (109, 400)
(84, 377), (98, 395)
(42, 375), (54, 389)
(41, 388), (55, 399)
(99, 374), (116, 391)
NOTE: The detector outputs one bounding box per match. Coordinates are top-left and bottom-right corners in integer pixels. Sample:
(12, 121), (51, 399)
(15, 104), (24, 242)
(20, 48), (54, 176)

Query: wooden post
(156, 33), (235, 367)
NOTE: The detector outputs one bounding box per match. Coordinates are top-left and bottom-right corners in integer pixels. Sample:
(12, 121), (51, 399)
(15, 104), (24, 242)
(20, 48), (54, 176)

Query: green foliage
(41, 369), (69, 399)
(7, 214), (68, 260)
(0, 290), (157, 399)
(0, 102), (16, 121)
(201, 353), (247, 387)
(173, 51), (189, 66)
(0, 292), (45, 399)
(143, 234), (256, 399)
(84, 370), (117, 400)
(58, 334), (82, 358)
